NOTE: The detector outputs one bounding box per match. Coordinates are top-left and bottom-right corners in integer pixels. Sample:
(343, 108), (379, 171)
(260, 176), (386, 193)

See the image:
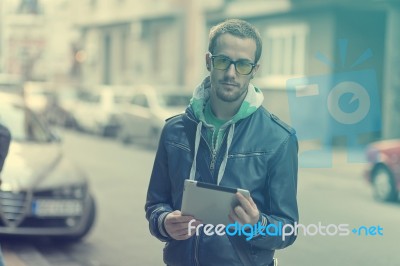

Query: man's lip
(221, 82), (238, 87)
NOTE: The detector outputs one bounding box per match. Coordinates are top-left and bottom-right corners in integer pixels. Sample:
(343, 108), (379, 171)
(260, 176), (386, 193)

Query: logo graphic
(327, 81), (370, 125)
(287, 39), (382, 167)
(188, 220), (384, 241)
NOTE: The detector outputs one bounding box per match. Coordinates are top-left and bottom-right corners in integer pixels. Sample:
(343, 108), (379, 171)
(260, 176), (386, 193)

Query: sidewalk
(2, 244), (54, 266)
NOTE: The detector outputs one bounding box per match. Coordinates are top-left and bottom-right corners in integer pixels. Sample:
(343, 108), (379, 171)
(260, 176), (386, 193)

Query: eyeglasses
(210, 53), (256, 75)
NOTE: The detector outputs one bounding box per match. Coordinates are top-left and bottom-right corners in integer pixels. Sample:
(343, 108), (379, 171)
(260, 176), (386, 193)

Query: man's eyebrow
(213, 54), (253, 62)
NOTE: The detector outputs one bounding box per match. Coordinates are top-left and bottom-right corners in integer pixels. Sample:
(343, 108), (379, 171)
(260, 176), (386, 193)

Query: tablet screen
(181, 179), (250, 225)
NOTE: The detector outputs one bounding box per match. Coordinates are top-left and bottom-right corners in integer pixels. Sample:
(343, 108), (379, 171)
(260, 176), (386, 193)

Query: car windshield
(114, 95), (129, 104)
(157, 94), (191, 108)
(28, 90), (54, 97)
(0, 104), (51, 142)
(58, 90), (78, 101)
(0, 76), (23, 93)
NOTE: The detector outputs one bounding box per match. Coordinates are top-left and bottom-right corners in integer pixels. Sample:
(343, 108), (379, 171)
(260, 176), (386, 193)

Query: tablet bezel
(181, 179), (250, 225)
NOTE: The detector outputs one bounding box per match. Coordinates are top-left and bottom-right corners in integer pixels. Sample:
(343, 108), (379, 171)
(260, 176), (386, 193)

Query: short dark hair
(208, 19), (262, 63)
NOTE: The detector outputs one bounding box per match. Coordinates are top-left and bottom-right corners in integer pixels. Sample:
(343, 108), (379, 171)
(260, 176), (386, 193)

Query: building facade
(1, 0), (398, 142)
(0, 0), (76, 82)
(70, 0), (400, 142)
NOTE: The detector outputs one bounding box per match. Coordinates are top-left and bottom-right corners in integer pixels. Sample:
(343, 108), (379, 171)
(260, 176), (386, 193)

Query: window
(120, 30), (128, 71)
(78, 91), (100, 103)
(258, 23), (309, 89)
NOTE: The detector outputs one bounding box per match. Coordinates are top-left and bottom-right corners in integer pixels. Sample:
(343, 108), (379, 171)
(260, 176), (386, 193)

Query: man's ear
(205, 53), (211, 71)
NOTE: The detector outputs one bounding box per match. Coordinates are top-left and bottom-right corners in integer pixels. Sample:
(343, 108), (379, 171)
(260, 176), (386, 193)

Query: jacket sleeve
(249, 133), (299, 250)
(144, 128), (174, 242)
(0, 124), (11, 173)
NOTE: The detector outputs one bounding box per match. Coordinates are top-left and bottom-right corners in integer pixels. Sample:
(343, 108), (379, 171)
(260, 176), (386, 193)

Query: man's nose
(225, 63), (237, 77)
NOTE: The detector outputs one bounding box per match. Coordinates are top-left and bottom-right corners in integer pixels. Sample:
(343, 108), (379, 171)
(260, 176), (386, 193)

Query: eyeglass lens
(212, 56), (254, 75)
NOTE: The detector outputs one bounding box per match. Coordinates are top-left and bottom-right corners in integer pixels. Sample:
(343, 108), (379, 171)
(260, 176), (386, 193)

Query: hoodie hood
(190, 76), (264, 125)
(188, 76), (264, 185)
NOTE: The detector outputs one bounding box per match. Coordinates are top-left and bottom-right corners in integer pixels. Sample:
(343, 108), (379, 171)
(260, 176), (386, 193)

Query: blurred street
(1, 130), (399, 266)
(1, 1), (400, 265)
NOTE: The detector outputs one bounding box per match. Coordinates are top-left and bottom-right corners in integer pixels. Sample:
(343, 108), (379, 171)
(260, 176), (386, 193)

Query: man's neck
(210, 96), (243, 121)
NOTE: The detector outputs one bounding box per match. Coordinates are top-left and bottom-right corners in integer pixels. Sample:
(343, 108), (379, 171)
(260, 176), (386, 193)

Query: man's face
(206, 33), (259, 103)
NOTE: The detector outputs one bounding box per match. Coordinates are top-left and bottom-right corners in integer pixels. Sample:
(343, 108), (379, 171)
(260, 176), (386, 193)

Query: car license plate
(32, 199), (83, 217)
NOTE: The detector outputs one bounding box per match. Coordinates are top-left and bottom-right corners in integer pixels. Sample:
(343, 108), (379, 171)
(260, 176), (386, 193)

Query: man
(145, 19), (298, 266)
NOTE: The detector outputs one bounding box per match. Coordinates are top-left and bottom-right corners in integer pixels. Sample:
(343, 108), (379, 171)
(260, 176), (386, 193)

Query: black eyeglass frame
(209, 53), (257, 75)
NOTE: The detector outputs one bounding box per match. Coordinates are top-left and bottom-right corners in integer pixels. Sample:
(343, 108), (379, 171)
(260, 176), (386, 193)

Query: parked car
(364, 139), (400, 202)
(0, 92), (96, 241)
(118, 86), (192, 146)
(73, 85), (133, 137)
(23, 81), (71, 127)
(23, 81), (54, 114)
(55, 87), (81, 128)
(0, 74), (23, 93)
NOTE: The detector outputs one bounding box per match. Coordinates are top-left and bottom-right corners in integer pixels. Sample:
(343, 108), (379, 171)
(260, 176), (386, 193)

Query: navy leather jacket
(145, 106), (299, 266)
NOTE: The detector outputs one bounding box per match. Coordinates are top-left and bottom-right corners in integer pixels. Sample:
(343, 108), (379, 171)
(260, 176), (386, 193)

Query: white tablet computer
(181, 179), (250, 225)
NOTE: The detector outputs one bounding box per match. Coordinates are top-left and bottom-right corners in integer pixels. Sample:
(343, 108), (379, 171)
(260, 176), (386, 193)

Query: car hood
(368, 139), (400, 152)
(1, 141), (63, 191)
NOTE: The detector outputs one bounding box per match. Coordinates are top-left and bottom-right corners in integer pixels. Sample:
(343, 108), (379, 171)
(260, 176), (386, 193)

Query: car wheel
(372, 166), (398, 202)
(118, 127), (132, 144)
(52, 195), (97, 243)
(95, 124), (106, 137)
(74, 120), (84, 132)
(65, 115), (77, 129)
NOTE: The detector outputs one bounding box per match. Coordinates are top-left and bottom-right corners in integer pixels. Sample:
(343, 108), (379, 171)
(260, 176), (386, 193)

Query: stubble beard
(215, 84), (248, 103)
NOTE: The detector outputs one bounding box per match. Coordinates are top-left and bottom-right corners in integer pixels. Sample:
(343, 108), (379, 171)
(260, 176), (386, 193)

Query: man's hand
(164, 210), (201, 240)
(229, 192), (260, 225)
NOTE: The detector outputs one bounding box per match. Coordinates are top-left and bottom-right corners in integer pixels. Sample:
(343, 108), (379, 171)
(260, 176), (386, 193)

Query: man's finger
(166, 211), (196, 224)
(236, 205), (253, 224)
(236, 192), (253, 212)
(165, 222), (189, 233)
(229, 209), (243, 225)
(167, 216), (195, 224)
(173, 224), (200, 239)
(236, 193), (259, 219)
(247, 194), (257, 208)
(165, 218), (202, 236)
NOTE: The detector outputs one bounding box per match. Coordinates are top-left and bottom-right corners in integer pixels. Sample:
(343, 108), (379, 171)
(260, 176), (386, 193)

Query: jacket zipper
(209, 128), (229, 172)
(210, 149), (217, 171)
(187, 114), (216, 172)
(186, 112), (229, 179)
